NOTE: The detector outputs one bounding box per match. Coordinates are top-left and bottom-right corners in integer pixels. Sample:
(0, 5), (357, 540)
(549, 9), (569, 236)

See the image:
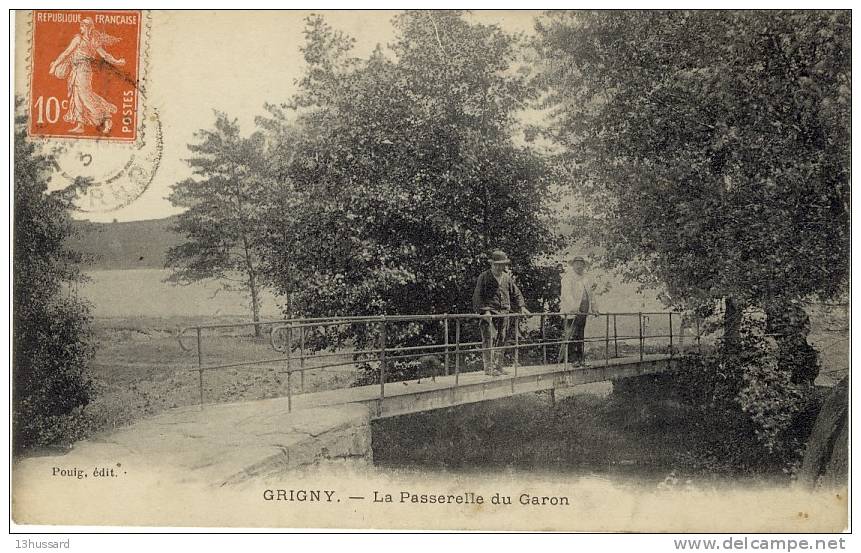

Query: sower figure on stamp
(472, 250), (529, 376)
(48, 17), (126, 134)
(559, 255), (599, 367)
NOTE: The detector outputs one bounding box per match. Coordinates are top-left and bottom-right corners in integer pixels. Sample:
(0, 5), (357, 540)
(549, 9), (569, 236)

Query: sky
(16, 10), (541, 223)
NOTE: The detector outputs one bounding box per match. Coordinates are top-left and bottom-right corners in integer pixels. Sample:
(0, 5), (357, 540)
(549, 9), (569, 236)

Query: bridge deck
(10, 353), (682, 490)
(286, 353), (680, 418)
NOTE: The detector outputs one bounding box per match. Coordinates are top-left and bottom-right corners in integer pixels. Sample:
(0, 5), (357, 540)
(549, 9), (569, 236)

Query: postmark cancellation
(24, 9), (161, 215)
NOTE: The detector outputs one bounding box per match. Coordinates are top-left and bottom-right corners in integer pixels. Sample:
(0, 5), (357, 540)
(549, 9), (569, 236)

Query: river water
(371, 388), (789, 491)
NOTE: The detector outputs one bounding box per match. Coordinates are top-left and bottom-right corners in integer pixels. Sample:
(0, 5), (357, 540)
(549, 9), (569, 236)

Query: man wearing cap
(559, 255), (599, 367)
(472, 250), (529, 376)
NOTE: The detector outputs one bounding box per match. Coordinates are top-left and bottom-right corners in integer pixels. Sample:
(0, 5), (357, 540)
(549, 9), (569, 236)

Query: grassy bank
(81, 316), (356, 435)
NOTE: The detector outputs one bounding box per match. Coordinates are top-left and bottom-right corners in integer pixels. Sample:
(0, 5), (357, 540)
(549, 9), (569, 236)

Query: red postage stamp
(29, 10), (142, 141)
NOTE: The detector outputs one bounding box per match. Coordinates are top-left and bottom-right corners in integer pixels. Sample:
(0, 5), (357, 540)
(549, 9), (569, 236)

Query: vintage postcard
(10, 9), (850, 532)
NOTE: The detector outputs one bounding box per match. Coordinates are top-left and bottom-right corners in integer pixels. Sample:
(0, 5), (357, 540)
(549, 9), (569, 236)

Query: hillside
(69, 216), (182, 270)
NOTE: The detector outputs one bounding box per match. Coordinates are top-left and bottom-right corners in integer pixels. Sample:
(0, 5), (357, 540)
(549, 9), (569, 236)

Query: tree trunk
(722, 296), (743, 356)
(240, 233), (262, 338)
(799, 377), (848, 487)
(482, 181), (491, 252)
(249, 271), (261, 338)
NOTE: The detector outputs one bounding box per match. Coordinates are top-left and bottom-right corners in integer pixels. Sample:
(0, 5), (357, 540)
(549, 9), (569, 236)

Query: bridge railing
(177, 311), (704, 408)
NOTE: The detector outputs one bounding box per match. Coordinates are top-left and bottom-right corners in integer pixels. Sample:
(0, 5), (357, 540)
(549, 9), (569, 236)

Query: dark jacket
(472, 269), (526, 313)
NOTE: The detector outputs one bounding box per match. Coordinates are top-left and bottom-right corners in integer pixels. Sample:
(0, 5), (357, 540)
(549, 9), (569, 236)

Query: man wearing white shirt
(559, 255), (598, 366)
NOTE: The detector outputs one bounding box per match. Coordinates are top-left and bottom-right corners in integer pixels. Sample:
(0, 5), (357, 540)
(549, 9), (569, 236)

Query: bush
(13, 106), (97, 454)
(13, 297), (97, 451)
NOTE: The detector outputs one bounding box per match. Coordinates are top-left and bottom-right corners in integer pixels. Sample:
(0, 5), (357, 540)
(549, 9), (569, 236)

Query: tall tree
(167, 113), (270, 335)
(13, 103), (96, 452)
(532, 10), (849, 464)
(533, 10), (849, 359)
(261, 12), (562, 326)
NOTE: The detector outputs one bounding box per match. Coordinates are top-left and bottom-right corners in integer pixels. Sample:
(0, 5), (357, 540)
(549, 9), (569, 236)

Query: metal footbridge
(178, 311), (704, 418)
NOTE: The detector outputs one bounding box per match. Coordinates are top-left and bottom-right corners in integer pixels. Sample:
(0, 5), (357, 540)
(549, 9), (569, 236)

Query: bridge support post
(562, 315), (568, 365)
(454, 319), (460, 387)
(638, 312), (644, 362)
(514, 316), (519, 376)
(379, 318), (387, 405)
(443, 317), (449, 378)
(196, 327), (203, 407)
(605, 313), (610, 366)
(668, 312), (674, 358)
(300, 325), (305, 392)
(287, 372), (292, 412)
(488, 313), (495, 374)
(541, 314), (547, 364)
(613, 314), (618, 358)
(453, 319), (461, 405)
(287, 324), (293, 413)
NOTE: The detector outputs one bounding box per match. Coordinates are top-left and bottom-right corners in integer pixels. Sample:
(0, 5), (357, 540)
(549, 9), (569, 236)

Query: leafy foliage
(13, 105), (96, 452)
(166, 113), (272, 334)
(721, 317), (811, 460)
(258, 12), (564, 374)
(532, 11), (848, 467)
(533, 11), (849, 309)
